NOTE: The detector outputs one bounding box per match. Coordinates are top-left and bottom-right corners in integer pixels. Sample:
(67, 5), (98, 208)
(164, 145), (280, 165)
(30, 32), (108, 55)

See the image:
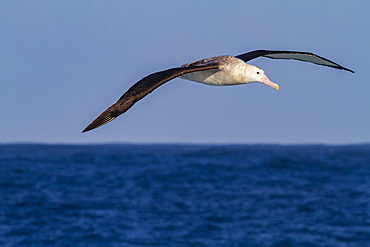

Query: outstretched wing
(82, 64), (220, 132)
(235, 50), (354, 73)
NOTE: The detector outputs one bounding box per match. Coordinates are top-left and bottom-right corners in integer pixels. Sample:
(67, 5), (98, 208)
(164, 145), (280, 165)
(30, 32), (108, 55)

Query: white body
(179, 56), (279, 90)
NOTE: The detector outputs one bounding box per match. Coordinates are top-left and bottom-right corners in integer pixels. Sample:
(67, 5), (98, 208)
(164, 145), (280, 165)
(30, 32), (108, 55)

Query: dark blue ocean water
(0, 144), (369, 247)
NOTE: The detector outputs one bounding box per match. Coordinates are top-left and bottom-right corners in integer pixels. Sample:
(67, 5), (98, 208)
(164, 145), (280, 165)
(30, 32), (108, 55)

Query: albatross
(82, 49), (353, 133)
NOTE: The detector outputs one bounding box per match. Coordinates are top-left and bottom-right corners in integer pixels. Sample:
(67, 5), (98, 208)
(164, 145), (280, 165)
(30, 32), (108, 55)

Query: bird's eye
(256, 71), (259, 74)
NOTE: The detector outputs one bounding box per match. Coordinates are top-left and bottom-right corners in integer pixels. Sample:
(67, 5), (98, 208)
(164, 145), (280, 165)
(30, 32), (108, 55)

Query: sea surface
(0, 144), (369, 247)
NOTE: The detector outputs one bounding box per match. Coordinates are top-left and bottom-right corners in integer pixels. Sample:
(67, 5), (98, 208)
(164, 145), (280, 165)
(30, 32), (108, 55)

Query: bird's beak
(262, 74), (279, 91)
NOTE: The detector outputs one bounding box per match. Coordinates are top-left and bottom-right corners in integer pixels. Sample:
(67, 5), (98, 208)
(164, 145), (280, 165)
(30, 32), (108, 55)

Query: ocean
(0, 144), (369, 247)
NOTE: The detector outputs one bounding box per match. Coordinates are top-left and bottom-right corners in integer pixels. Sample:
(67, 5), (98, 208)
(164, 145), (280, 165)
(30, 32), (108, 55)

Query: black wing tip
(82, 122), (101, 133)
(82, 125), (94, 133)
(82, 109), (117, 133)
(82, 116), (116, 133)
(332, 64), (354, 73)
(342, 67), (355, 73)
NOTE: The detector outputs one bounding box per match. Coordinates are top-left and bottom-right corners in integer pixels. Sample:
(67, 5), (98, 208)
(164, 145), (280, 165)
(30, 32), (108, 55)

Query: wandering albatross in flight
(82, 49), (353, 132)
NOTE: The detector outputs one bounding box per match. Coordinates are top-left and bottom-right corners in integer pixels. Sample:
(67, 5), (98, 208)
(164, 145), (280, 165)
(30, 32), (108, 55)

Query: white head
(244, 64), (279, 90)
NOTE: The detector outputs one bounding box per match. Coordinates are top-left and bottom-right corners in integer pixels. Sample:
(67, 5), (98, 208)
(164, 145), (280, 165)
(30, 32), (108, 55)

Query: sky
(1, 1), (369, 144)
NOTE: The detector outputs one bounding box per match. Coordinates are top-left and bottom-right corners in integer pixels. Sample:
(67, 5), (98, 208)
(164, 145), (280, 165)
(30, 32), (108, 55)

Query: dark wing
(82, 64), (220, 132)
(235, 50), (354, 73)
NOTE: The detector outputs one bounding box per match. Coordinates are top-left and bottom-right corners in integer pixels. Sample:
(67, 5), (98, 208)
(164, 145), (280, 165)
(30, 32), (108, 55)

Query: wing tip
(82, 112), (116, 133)
(343, 67), (355, 73)
(245, 50), (355, 73)
(82, 101), (123, 133)
(82, 125), (94, 133)
(82, 116), (116, 133)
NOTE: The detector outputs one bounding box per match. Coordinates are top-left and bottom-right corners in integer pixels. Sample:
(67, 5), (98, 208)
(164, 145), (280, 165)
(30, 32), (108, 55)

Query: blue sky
(1, 1), (369, 144)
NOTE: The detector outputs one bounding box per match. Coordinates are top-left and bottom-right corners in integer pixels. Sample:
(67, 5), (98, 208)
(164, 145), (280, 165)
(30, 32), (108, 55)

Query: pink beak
(262, 74), (279, 91)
